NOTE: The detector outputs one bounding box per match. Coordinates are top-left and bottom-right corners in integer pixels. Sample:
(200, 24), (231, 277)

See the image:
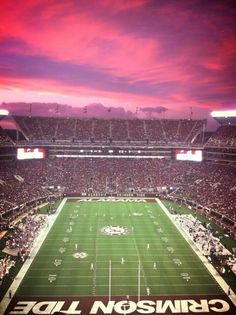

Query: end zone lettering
(79, 198), (147, 203)
(8, 299), (231, 315)
(9, 301), (81, 315)
(90, 299), (230, 314)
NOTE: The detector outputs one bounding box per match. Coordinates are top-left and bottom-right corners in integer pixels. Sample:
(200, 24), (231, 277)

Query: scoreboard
(175, 149), (203, 162)
(17, 147), (46, 160)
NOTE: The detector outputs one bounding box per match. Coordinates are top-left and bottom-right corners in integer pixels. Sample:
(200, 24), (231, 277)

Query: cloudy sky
(0, 0), (235, 119)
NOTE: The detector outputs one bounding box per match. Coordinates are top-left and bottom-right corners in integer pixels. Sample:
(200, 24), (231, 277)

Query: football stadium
(0, 112), (236, 315)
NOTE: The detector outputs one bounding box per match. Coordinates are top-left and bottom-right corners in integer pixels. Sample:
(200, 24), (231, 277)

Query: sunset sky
(0, 0), (235, 120)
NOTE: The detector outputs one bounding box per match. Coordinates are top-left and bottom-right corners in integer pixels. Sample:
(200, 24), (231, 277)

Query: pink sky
(0, 0), (235, 120)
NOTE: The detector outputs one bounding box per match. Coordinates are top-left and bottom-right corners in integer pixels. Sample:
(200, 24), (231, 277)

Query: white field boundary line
(156, 198), (236, 306)
(0, 198), (67, 315)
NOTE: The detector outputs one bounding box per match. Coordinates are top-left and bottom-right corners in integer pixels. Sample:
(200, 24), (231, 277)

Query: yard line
(127, 206), (149, 297)
(35, 253), (200, 257)
(40, 247), (192, 251)
(45, 236), (185, 240)
(45, 238), (184, 246)
(31, 258), (203, 264)
(92, 202), (101, 295)
(25, 274), (213, 279)
(25, 292), (224, 297)
(108, 260), (112, 301)
(30, 266), (205, 271)
(46, 239), (184, 245)
(20, 283), (219, 288)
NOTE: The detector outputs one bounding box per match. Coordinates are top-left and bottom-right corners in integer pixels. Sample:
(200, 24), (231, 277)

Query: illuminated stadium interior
(1, 0), (236, 312)
(0, 113), (236, 315)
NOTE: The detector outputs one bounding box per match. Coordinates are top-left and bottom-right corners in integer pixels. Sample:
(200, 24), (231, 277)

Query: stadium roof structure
(211, 110), (236, 125)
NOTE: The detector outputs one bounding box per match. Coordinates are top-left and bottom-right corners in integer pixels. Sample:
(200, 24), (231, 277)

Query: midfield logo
(101, 226), (129, 236)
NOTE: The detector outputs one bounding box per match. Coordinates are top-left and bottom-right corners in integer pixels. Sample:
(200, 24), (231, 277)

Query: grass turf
(15, 199), (223, 298)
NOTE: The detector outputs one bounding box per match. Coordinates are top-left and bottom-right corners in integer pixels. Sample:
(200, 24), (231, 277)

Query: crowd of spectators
(2, 118), (236, 150)
(0, 158), (235, 231)
(206, 125), (236, 147)
(5, 214), (47, 261)
(174, 214), (236, 275)
(170, 162), (236, 221)
(0, 128), (14, 145)
(0, 212), (48, 285)
(4, 117), (236, 149)
(13, 117), (205, 144)
(175, 214), (228, 256)
(0, 255), (15, 284)
(0, 161), (50, 211)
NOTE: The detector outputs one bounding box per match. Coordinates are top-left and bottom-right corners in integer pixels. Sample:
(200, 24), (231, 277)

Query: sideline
(0, 198), (67, 315)
(156, 198), (236, 306)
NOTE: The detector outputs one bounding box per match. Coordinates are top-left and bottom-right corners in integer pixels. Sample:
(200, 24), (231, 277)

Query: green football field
(16, 198), (223, 298)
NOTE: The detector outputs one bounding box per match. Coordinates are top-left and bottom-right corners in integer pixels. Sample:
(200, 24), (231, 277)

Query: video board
(175, 149), (203, 162)
(17, 147), (46, 160)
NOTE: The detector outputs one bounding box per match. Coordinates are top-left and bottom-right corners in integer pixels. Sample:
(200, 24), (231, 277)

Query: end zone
(3, 295), (236, 315)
